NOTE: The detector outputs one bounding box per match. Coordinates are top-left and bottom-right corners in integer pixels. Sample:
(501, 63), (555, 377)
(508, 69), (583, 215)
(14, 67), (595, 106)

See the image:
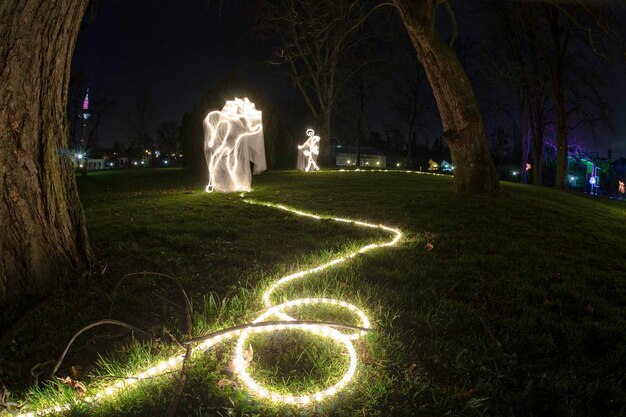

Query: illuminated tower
(80, 88), (91, 146)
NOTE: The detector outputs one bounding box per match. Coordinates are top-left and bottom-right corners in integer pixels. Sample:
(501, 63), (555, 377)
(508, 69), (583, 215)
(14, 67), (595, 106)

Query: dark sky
(71, 0), (268, 147)
(454, 1), (626, 159)
(71, 0), (626, 158)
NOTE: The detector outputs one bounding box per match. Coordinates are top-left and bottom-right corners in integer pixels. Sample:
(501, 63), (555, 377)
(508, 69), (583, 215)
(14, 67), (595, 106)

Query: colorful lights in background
(297, 129), (320, 172)
(440, 160), (454, 172)
(204, 98), (266, 193)
(82, 88), (90, 111)
(588, 165), (600, 195)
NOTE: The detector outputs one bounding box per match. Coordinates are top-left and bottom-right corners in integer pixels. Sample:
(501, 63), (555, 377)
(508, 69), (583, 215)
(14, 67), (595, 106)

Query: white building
(86, 159), (105, 170)
(335, 145), (386, 168)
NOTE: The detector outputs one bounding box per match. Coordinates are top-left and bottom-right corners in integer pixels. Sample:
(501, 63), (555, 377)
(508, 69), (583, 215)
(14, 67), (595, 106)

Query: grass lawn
(1, 168), (625, 417)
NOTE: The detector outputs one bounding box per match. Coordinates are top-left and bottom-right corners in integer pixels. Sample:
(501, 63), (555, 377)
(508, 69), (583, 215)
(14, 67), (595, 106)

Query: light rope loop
(16, 197), (402, 416)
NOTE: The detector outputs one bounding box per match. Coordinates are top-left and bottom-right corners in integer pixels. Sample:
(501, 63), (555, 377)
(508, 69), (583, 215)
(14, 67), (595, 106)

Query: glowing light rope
(297, 129), (320, 172)
(338, 168), (449, 177)
(204, 98), (266, 193)
(14, 195), (402, 416)
(230, 199), (401, 405)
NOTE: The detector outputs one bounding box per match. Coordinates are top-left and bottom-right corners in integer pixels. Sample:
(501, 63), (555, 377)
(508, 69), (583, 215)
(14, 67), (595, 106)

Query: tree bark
(0, 0), (93, 306)
(394, 0), (500, 193)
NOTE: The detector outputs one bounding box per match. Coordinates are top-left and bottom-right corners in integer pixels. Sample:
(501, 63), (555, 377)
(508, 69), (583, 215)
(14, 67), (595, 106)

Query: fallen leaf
(243, 345), (254, 366)
(217, 378), (236, 389)
(62, 376), (86, 396)
(425, 243), (434, 251)
(221, 361), (236, 375)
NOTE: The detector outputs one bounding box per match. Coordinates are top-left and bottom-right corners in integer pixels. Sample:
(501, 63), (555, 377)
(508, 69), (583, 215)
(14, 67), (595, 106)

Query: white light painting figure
(204, 98), (266, 193)
(297, 129), (320, 172)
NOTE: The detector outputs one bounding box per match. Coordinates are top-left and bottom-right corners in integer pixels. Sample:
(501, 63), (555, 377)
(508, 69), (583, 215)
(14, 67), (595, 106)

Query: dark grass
(1, 167), (625, 417)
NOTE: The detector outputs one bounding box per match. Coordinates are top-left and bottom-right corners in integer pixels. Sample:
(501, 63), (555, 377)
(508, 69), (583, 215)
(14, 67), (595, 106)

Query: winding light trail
(16, 192), (404, 417)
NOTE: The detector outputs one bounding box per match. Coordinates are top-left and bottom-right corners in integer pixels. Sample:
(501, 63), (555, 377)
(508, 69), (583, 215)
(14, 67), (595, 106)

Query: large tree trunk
(394, 0), (500, 193)
(0, 0), (92, 306)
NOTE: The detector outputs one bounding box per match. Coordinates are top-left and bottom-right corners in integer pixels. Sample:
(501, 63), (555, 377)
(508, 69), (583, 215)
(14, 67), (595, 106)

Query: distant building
(334, 145), (386, 168)
(440, 160), (454, 172)
(69, 149), (106, 171)
(86, 159), (105, 170)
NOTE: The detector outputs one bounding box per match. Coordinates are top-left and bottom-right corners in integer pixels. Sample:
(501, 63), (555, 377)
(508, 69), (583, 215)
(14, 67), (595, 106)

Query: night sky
(71, 0), (271, 146)
(71, 0), (626, 158)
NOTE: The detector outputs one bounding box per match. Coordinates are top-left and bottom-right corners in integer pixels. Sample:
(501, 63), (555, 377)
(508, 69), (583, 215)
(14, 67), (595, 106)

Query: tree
(481, 1), (551, 185)
(261, 0), (378, 164)
(393, 0), (501, 193)
(0, 0), (93, 305)
(536, 2), (614, 189)
(67, 73), (115, 153)
(82, 93), (115, 151)
(156, 121), (181, 157)
(125, 89), (158, 157)
(386, 46), (435, 169)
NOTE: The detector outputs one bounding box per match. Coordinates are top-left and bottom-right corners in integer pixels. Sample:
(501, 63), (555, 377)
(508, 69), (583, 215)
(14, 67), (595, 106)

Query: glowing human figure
(204, 98), (266, 193)
(619, 180), (625, 195)
(297, 129), (320, 172)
